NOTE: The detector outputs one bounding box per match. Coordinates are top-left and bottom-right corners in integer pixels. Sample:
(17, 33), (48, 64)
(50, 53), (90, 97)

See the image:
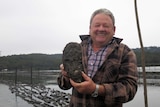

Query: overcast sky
(0, 0), (160, 56)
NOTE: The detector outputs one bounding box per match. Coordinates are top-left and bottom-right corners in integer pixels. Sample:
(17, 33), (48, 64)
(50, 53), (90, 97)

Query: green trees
(133, 46), (160, 66)
(0, 54), (62, 70)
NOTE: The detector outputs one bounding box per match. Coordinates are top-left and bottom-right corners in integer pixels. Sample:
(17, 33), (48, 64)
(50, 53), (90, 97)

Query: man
(57, 8), (138, 107)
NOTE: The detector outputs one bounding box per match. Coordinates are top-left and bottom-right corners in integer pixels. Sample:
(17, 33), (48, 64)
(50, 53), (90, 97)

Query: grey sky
(0, 0), (160, 56)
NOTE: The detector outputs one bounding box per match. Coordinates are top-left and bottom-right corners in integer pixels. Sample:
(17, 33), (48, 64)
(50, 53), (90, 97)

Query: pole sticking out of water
(30, 66), (33, 85)
(134, 0), (148, 107)
(15, 68), (17, 85)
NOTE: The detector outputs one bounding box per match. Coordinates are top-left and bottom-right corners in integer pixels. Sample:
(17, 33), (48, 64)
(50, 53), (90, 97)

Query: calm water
(124, 85), (160, 107)
(0, 84), (34, 107)
(0, 83), (160, 107)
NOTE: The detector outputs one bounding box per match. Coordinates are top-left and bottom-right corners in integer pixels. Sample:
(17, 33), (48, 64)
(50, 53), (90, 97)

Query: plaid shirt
(87, 39), (109, 78)
(57, 35), (138, 107)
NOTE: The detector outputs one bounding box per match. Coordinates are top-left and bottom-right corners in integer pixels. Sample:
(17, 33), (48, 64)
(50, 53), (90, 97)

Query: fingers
(70, 72), (90, 86)
(60, 64), (64, 70)
(70, 78), (75, 86)
(70, 78), (82, 90)
(81, 72), (90, 81)
(59, 64), (68, 77)
(70, 73), (95, 94)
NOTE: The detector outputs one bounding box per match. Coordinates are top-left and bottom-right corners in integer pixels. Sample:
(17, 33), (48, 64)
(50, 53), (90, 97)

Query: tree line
(0, 54), (62, 70)
(133, 46), (160, 66)
(0, 46), (160, 71)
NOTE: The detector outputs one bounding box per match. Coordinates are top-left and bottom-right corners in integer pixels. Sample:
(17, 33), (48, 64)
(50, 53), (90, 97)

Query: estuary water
(0, 84), (33, 107)
(0, 83), (160, 107)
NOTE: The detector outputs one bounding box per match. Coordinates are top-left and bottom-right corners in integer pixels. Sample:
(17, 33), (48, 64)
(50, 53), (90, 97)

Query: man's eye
(94, 25), (100, 27)
(103, 25), (110, 28)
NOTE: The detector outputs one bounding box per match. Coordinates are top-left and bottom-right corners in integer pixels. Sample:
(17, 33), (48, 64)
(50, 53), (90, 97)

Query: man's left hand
(70, 72), (96, 94)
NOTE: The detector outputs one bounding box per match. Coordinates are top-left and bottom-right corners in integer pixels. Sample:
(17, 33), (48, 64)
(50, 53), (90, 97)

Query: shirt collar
(87, 37), (114, 47)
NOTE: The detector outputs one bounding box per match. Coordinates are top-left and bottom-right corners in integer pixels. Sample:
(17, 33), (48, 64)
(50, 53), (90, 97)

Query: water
(1, 83), (159, 107)
(0, 84), (34, 107)
(124, 85), (160, 107)
(1, 69), (160, 107)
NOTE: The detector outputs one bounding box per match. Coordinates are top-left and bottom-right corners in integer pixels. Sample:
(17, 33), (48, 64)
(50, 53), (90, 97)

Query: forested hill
(0, 54), (62, 70)
(0, 46), (160, 70)
(133, 46), (160, 66)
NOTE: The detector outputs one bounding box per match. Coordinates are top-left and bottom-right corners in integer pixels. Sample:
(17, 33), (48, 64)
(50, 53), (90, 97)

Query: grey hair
(90, 8), (115, 26)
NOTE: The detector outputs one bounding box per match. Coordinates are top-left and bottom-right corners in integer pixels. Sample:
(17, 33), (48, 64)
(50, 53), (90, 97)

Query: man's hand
(70, 72), (96, 94)
(60, 64), (68, 77)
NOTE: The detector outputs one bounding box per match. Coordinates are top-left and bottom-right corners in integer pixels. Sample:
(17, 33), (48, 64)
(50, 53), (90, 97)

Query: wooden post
(15, 68), (17, 85)
(30, 66), (33, 85)
(30, 66), (33, 100)
(134, 0), (148, 107)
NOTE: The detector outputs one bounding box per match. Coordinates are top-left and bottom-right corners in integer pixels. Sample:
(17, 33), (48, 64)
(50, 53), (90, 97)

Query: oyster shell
(62, 42), (84, 83)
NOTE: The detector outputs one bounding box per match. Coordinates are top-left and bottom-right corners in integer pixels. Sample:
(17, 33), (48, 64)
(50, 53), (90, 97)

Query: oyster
(62, 42), (84, 83)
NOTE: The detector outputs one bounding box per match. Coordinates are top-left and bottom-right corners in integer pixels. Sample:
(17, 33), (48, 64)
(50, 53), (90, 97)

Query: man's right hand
(60, 64), (68, 77)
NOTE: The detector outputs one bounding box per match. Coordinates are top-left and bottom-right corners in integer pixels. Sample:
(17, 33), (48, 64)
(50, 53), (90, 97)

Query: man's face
(89, 13), (115, 46)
